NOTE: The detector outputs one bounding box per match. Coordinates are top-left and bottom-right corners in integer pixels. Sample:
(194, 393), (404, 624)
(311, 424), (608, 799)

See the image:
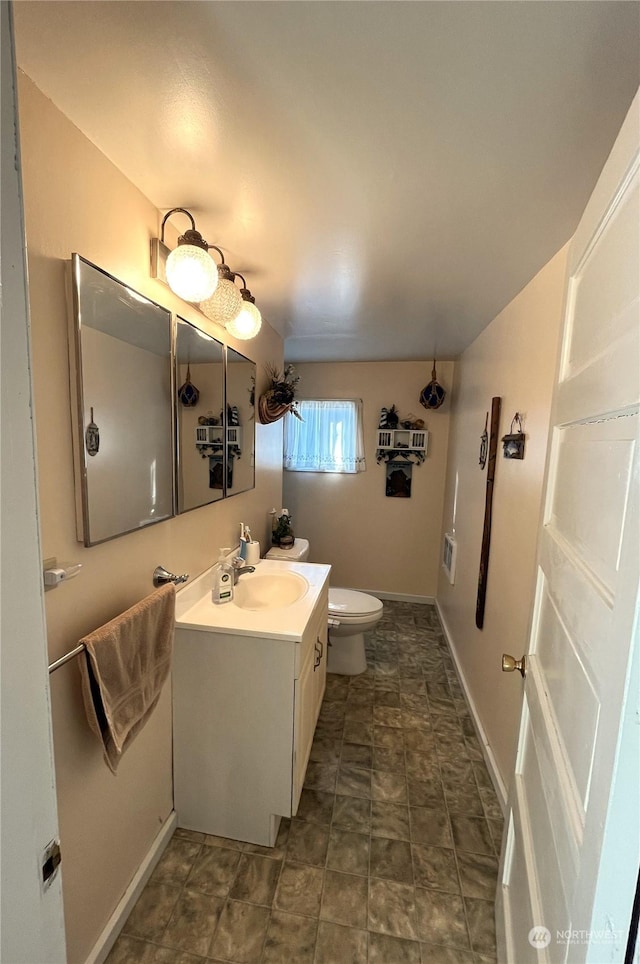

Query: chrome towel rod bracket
(153, 566), (189, 588)
(49, 643), (85, 675)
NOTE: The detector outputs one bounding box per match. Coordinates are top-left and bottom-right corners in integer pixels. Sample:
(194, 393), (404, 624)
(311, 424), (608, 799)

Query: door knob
(502, 653), (527, 678)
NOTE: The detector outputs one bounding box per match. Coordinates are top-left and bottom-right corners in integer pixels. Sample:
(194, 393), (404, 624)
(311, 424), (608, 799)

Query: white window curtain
(283, 399), (366, 473)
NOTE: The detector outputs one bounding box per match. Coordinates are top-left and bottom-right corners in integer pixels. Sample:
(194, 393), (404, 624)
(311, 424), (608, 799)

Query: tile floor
(107, 601), (503, 964)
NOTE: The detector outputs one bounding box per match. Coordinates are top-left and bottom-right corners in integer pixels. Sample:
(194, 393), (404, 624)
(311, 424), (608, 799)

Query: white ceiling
(14, 1), (639, 362)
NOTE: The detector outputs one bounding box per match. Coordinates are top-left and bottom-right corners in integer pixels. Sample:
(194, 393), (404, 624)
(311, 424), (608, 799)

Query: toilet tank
(265, 538), (310, 562)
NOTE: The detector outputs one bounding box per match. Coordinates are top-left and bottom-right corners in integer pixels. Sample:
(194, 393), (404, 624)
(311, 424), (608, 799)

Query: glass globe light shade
(226, 301), (262, 340)
(165, 244), (218, 302)
(200, 278), (243, 325)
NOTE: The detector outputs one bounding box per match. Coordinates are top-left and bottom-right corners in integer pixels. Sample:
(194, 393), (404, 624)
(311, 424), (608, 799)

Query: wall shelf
(375, 428), (428, 464)
(376, 429), (427, 451)
(195, 426), (242, 449)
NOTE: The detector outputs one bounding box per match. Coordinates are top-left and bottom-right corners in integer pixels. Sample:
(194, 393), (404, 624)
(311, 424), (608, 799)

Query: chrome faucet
(231, 557), (256, 585)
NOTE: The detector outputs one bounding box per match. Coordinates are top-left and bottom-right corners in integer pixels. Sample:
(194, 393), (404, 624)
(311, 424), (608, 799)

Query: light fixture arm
(208, 245), (236, 283)
(234, 272), (256, 303)
(160, 211), (235, 269)
(208, 244), (227, 265)
(160, 207), (211, 252)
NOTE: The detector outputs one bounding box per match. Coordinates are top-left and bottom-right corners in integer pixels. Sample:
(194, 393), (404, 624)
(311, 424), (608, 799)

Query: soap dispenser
(211, 548), (234, 604)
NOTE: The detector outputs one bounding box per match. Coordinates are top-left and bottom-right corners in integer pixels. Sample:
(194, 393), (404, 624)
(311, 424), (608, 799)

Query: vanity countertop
(175, 559), (331, 641)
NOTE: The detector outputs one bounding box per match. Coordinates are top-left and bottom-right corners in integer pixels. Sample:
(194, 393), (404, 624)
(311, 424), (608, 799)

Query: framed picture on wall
(209, 455), (233, 490)
(385, 461), (412, 498)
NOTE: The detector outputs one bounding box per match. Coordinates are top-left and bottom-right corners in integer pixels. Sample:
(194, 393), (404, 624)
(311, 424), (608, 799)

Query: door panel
(520, 723), (571, 936)
(566, 177), (639, 376)
(535, 586), (600, 811)
(547, 420), (636, 591)
(525, 663), (583, 871)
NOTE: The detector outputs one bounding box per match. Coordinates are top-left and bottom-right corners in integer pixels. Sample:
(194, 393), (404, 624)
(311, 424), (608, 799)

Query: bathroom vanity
(173, 559), (330, 846)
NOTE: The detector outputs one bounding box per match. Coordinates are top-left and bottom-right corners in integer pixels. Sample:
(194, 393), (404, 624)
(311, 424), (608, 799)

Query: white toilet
(265, 538), (383, 675)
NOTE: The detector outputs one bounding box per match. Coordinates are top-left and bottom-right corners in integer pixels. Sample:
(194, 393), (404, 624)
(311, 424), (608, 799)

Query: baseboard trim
(364, 591), (435, 605)
(85, 810), (178, 964)
(435, 600), (508, 813)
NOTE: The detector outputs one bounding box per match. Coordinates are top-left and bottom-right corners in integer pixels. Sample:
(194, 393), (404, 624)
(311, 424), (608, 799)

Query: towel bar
(49, 575), (184, 674)
(153, 566), (189, 587)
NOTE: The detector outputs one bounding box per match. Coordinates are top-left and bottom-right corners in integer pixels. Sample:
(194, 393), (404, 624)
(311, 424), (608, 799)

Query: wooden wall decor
(476, 396), (501, 630)
(479, 411), (488, 469)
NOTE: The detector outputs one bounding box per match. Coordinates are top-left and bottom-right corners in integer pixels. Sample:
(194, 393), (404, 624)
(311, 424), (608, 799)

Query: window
(283, 399), (366, 473)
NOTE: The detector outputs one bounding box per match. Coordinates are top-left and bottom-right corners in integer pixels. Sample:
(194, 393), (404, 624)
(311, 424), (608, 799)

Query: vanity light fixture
(226, 273), (262, 340)
(150, 210), (261, 340)
(158, 208), (219, 303)
(199, 246), (244, 326)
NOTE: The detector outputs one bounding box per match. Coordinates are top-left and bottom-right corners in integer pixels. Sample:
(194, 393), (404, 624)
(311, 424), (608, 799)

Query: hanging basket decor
(177, 364), (200, 407)
(258, 364), (302, 425)
(420, 360), (446, 411)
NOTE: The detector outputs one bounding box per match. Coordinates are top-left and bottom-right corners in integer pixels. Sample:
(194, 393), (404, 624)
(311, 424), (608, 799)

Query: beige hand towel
(78, 583), (176, 773)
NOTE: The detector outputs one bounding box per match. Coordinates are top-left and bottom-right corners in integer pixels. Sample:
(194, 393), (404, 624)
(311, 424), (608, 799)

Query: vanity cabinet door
(292, 641), (316, 813)
(312, 607), (328, 721)
(292, 587), (329, 813)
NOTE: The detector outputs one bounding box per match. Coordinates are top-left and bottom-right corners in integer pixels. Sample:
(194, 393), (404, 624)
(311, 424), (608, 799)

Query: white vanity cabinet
(172, 561), (330, 847)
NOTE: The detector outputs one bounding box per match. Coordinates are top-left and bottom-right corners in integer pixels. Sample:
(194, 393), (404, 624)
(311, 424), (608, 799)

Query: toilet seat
(328, 588), (383, 619)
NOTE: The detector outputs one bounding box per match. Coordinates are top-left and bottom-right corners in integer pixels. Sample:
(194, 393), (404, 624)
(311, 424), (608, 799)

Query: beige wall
(437, 246), (568, 795)
(18, 73), (283, 964)
(282, 361), (454, 597)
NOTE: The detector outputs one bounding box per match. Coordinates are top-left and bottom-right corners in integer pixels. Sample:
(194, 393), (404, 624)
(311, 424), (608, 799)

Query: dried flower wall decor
(258, 364), (303, 424)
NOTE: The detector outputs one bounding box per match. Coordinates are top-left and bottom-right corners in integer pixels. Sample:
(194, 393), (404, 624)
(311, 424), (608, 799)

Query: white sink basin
(233, 571), (309, 611)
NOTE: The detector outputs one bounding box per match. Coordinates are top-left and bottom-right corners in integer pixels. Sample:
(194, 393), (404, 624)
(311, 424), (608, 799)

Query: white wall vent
(442, 532), (457, 585)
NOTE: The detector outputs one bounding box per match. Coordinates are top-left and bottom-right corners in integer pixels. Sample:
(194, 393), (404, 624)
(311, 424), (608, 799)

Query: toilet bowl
(326, 588), (383, 674)
(265, 539), (383, 675)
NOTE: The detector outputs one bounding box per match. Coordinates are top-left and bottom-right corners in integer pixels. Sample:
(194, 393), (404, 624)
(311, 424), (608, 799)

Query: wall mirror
(175, 317), (225, 512)
(225, 347), (256, 497)
(69, 254), (174, 545)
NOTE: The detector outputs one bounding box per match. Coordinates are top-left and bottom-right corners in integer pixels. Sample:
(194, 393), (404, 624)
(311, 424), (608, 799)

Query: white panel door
(0, 4), (67, 961)
(497, 90), (639, 964)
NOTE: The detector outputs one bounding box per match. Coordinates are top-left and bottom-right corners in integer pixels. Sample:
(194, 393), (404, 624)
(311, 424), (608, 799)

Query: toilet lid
(328, 588), (383, 617)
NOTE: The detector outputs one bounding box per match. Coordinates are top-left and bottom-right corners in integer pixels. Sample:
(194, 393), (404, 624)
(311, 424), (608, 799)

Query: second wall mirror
(175, 319), (256, 511)
(175, 317), (225, 512)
